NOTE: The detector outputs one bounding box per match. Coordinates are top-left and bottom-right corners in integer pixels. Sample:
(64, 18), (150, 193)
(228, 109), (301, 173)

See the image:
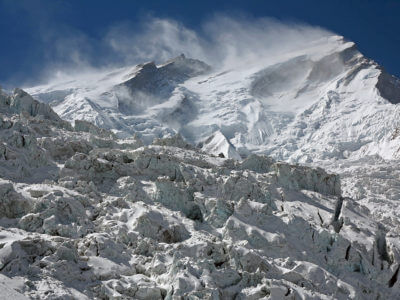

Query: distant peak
(137, 61), (157, 69)
(13, 88), (23, 92)
(161, 53), (188, 66)
(13, 88), (28, 96)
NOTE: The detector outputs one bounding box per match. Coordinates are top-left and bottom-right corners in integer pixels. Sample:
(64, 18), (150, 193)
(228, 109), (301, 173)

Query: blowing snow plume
(105, 15), (334, 70)
(21, 15), (334, 86)
(23, 16), (335, 113)
(24, 15), (336, 123)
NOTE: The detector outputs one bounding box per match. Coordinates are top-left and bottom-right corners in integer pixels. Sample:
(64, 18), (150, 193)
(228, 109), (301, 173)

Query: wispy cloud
(104, 15), (332, 69)
(21, 14), (334, 86)
(105, 18), (205, 65)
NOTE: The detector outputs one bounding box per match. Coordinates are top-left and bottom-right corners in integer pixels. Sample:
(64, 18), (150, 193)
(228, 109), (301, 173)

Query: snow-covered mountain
(1, 32), (400, 298)
(27, 35), (400, 163)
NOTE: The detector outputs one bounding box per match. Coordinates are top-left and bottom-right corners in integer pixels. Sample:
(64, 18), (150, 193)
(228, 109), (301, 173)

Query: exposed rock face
(0, 89), (400, 299)
(117, 54), (211, 114)
(376, 67), (400, 104)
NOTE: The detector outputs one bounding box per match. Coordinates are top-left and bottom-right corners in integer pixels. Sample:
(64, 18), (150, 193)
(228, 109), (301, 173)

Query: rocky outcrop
(74, 119), (114, 139)
(0, 179), (32, 218)
(0, 89), (62, 121)
(117, 55), (210, 114)
(376, 67), (400, 104)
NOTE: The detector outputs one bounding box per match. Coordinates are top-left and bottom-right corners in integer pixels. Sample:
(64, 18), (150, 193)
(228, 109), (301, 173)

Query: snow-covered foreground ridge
(0, 83), (399, 299)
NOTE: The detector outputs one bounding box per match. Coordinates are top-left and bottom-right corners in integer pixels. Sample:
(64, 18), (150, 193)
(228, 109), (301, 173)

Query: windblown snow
(0, 32), (400, 298)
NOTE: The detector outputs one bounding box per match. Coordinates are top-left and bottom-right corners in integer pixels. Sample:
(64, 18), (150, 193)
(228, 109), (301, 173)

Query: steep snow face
(200, 130), (242, 160)
(26, 35), (400, 163)
(182, 36), (400, 163)
(1, 97), (400, 299)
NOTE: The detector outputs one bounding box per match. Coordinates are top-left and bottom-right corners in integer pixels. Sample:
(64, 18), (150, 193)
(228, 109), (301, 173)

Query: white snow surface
(0, 33), (399, 298)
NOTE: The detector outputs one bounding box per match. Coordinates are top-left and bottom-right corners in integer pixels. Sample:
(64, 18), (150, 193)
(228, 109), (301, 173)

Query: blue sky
(1, 0), (400, 88)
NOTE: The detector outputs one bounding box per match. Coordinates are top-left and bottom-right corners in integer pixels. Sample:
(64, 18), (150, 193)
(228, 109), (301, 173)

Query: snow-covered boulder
(0, 179), (32, 218)
(1, 89), (61, 121)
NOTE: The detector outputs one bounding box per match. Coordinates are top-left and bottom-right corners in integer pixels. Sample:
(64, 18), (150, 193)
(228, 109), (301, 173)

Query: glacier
(0, 32), (399, 298)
